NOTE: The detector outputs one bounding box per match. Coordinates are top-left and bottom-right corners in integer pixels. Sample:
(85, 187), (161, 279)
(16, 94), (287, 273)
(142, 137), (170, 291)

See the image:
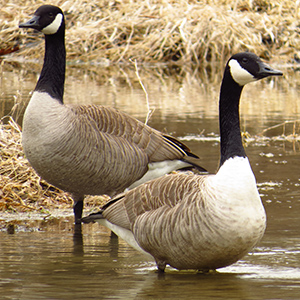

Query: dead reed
(1, 0), (299, 64)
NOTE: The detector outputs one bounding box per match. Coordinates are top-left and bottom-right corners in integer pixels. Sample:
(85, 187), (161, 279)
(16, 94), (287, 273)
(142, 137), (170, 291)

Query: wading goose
(19, 5), (205, 224)
(82, 52), (283, 272)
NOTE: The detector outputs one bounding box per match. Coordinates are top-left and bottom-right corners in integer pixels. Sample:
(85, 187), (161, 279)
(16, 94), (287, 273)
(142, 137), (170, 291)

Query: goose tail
(81, 193), (126, 222)
(181, 156), (208, 173)
(162, 134), (207, 173)
(81, 211), (104, 223)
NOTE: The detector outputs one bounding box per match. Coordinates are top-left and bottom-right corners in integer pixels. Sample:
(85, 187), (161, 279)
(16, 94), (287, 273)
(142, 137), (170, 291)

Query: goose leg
(155, 259), (166, 273)
(72, 194), (84, 224)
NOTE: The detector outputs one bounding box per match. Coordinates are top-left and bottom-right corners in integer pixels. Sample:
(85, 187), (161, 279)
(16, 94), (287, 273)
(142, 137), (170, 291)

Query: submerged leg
(155, 259), (166, 273)
(72, 194), (84, 224)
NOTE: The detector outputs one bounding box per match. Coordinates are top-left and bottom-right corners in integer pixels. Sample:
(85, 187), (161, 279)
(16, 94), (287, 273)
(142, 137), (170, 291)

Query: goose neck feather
(219, 67), (246, 167)
(35, 26), (66, 103)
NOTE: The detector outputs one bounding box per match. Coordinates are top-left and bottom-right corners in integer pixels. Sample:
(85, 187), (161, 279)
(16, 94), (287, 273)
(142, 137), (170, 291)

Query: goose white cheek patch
(229, 59), (256, 86)
(42, 13), (63, 35)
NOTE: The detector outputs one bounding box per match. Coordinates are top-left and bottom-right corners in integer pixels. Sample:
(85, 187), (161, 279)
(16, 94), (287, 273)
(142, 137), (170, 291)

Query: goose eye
(48, 12), (54, 17)
(242, 57), (248, 64)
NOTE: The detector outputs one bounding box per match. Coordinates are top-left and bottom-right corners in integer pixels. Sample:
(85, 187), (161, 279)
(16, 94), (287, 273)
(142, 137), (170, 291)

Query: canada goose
(82, 52), (283, 272)
(19, 5), (205, 224)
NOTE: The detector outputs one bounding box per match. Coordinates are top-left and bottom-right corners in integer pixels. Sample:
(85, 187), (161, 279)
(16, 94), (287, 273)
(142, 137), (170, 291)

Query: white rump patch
(42, 13), (63, 35)
(228, 59), (256, 86)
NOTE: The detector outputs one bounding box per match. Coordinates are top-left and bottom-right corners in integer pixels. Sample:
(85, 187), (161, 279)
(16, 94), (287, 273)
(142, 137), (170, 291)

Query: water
(1, 60), (300, 299)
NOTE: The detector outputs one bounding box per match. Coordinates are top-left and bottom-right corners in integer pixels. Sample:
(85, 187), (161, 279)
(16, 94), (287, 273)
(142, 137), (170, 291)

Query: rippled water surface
(1, 60), (300, 299)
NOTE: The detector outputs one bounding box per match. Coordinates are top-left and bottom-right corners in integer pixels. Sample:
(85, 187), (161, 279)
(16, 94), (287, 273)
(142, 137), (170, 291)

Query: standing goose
(82, 52), (283, 272)
(19, 5), (205, 224)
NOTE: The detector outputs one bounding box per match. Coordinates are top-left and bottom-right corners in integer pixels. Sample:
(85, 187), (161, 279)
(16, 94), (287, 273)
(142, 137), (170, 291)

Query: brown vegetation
(1, 0), (299, 65)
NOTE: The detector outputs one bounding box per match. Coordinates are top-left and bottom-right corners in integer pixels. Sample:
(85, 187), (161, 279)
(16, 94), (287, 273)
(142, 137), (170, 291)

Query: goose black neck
(35, 28), (66, 103)
(219, 68), (246, 167)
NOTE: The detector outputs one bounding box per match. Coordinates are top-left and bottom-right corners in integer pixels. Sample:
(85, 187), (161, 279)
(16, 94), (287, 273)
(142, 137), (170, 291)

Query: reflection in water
(73, 223), (84, 255)
(109, 232), (120, 259)
(1, 61), (300, 299)
(1, 218), (300, 300)
(73, 223), (120, 258)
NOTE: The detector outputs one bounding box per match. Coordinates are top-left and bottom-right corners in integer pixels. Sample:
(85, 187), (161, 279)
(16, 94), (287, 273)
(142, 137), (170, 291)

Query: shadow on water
(1, 61), (300, 299)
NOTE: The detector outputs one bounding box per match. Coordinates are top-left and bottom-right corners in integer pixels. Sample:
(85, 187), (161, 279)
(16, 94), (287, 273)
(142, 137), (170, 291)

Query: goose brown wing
(71, 104), (203, 164)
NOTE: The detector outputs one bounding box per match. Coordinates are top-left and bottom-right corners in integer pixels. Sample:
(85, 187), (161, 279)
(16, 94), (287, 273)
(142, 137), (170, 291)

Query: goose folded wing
(71, 104), (205, 169)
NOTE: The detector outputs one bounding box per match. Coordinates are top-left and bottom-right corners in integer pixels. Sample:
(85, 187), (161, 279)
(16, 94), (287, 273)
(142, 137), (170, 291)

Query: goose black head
(19, 5), (64, 35)
(227, 52), (283, 86)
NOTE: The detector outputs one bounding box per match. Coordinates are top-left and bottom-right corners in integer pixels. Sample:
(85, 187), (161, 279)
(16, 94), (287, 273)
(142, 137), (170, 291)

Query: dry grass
(1, 0), (300, 64)
(0, 117), (109, 213)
